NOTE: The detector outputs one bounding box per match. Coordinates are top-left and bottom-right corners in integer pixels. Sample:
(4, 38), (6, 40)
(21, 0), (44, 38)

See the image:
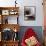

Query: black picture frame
(24, 6), (36, 21)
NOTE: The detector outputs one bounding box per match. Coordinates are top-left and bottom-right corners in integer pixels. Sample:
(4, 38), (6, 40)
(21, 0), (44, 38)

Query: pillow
(25, 36), (38, 46)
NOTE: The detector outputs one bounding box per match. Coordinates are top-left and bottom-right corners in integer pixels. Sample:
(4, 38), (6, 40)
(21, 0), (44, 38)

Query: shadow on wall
(18, 26), (43, 44)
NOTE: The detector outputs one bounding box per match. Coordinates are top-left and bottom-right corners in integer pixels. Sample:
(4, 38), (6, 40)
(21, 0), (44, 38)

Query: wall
(19, 0), (43, 26)
(0, 0), (43, 26)
(18, 26), (43, 44)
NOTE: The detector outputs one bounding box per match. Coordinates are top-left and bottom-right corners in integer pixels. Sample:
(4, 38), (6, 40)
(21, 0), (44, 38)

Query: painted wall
(0, 0), (43, 26)
(19, 0), (43, 26)
(18, 26), (43, 44)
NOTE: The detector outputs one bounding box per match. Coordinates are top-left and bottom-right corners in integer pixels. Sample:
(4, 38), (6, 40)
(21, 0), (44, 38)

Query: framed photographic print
(2, 10), (9, 15)
(24, 6), (36, 21)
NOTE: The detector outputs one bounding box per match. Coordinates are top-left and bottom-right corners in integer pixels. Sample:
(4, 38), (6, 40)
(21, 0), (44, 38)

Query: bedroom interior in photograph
(24, 6), (36, 20)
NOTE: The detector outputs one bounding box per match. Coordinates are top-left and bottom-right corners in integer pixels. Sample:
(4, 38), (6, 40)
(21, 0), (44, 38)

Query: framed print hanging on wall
(24, 6), (36, 21)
